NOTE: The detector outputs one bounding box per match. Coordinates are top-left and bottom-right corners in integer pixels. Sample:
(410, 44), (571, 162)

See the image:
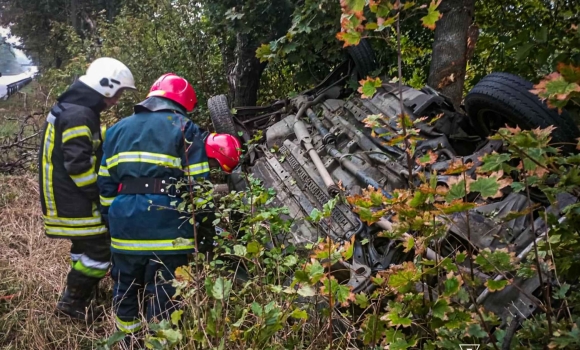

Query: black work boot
(55, 286), (102, 324)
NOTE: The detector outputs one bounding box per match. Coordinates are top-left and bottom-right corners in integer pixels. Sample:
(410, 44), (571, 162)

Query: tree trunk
(427, 0), (476, 108)
(70, 0), (80, 33)
(227, 33), (267, 107)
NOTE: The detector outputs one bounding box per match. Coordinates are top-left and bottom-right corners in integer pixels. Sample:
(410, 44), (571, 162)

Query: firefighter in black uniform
(37, 57), (136, 322)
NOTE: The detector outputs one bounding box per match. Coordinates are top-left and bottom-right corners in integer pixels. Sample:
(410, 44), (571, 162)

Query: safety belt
(118, 177), (181, 197)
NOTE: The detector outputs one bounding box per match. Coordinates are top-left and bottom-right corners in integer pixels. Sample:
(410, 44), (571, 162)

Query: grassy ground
(0, 81), (47, 117)
(0, 176), (120, 350)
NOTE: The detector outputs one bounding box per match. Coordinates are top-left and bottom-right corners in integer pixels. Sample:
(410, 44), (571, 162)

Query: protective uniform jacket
(38, 81), (108, 239)
(97, 97), (210, 255)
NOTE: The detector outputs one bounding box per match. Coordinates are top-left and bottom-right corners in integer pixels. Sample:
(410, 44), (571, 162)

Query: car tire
(208, 94), (237, 136)
(464, 72), (580, 148)
(347, 38), (378, 79)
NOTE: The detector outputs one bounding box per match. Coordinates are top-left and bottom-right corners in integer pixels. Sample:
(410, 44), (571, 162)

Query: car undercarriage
(207, 40), (580, 327)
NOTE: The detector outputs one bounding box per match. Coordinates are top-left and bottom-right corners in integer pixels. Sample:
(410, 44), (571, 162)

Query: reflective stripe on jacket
(97, 108), (210, 255)
(38, 82), (108, 239)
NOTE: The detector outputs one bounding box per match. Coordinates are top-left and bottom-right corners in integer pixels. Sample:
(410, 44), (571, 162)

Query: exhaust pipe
(294, 120), (340, 197)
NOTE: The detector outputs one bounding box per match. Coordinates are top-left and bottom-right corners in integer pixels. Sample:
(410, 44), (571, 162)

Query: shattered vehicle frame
(207, 39), (580, 327)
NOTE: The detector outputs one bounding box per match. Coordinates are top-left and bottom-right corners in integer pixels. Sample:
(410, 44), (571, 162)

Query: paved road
(0, 72), (34, 99)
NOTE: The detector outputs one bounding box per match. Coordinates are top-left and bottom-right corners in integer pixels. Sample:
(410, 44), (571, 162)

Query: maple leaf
(255, 44), (273, 63)
(362, 114), (385, 129)
(435, 200), (477, 214)
(358, 76), (383, 98)
(444, 177), (468, 202)
(342, 0), (366, 12)
(470, 175), (501, 199)
(478, 152), (511, 173)
(531, 72), (580, 111)
(557, 62), (580, 84)
(402, 235), (414, 253)
(174, 266), (193, 282)
(354, 207), (388, 225)
(346, 193), (373, 208)
(443, 158), (473, 175)
(416, 150), (438, 166)
(362, 185), (388, 206)
(336, 31), (362, 47)
(421, 0), (442, 30)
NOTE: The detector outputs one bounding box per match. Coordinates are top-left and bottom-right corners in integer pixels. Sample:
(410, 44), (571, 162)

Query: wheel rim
(475, 108), (527, 136)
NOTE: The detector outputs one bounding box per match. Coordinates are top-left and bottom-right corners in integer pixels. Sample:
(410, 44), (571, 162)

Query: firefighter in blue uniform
(38, 57), (136, 322)
(97, 73), (242, 340)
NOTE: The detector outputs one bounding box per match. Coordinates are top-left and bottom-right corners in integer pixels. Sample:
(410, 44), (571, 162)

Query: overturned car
(207, 40), (580, 325)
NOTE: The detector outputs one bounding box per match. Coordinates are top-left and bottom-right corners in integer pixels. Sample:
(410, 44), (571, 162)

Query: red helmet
(147, 73), (197, 112)
(205, 133), (242, 173)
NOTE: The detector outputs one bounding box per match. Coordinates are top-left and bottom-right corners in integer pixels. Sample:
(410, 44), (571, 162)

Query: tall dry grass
(0, 175), (117, 350)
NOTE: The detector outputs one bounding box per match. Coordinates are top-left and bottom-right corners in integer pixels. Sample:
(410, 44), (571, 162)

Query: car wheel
(208, 94), (237, 136)
(464, 72), (580, 149)
(347, 38), (378, 79)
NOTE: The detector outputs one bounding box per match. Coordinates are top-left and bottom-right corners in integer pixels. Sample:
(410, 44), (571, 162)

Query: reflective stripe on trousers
(111, 237), (195, 252)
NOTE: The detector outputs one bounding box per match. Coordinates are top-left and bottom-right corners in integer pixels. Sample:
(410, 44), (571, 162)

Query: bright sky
(1, 26), (31, 64)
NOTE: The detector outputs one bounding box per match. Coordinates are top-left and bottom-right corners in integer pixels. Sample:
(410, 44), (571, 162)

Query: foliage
(37, 0), (228, 126)
(467, 0), (580, 92)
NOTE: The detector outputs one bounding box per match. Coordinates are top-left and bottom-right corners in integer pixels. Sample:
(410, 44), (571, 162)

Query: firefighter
(97, 73), (241, 338)
(37, 57), (136, 322)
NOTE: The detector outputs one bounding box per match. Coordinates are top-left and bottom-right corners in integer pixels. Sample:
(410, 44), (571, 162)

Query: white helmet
(79, 57), (136, 97)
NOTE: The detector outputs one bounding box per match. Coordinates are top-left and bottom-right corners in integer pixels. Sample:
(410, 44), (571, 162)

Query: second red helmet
(147, 73), (197, 112)
(205, 133), (242, 173)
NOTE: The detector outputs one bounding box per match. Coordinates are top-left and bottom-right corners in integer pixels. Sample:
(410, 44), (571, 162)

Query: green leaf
(345, 0), (366, 12)
(355, 293), (370, 308)
(247, 241), (262, 254)
(309, 208), (322, 222)
(409, 190), (429, 208)
(536, 26), (548, 43)
(204, 277), (214, 298)
(283, 255), (298, 267)
(480, 153), (511, 172)
(436, 201), (476, 214)
(554, 283), (570, 300)
(511, 182), (525, 192)
(336, 283), (354, 305)
(467, 323), (488, 338)
(470, 177), (500, 199)
(233, 245), (247, 256)
(212, 277), (232, 300)
(386, 310), (412, 327)
(365, 22), (378, 30)
(107, 331), (127, 346)
(308, 261), (325, 283)
(432, 298), (450, 320)
(358, 77), (383, 99)
(170, 310), (183, 326)
(336, 31), (362, 46)
(516, 43), (535, 61)
(421, 0), (442, 30)
(290, 308), (308, 320)
(558, 63), (580, 84)
(251, 302), (263, 317)
(445, 180), (466, 202)
(475, 248), (514, 273)
(297, 285), (316, 297)
(485, 279), (509, 292)
(159, 328), (182, 343)
(255, 43), (273, 63)
(443, 275), (462, 297)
